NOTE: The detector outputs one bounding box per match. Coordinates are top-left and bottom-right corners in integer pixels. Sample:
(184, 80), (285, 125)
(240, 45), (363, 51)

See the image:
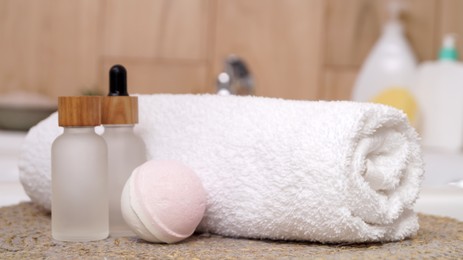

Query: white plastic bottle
(101, 65), (146, 237)
(413, 34), (463, 152)
(52, 96), (109, 241)
(352, 0), (418, 125)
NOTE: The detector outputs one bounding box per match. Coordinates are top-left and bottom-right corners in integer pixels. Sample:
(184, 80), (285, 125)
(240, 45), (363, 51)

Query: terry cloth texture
(19, 94), (424, 243)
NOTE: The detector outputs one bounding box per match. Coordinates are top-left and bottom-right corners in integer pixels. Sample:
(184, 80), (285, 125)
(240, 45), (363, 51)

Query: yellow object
(371, 87), (417, 124)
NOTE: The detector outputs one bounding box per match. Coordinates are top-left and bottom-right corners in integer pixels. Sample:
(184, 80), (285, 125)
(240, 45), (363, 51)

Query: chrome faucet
(217, 55), (254, 95)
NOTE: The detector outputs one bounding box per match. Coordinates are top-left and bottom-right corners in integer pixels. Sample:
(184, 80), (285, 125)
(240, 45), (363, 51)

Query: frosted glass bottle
(103, 125), (145, 236)
(102, 65), (146, 237)
(52, 96), (109, 241)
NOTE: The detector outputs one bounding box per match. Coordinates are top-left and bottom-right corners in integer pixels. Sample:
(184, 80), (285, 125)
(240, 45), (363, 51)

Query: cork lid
(101, 64), (139, 125)
(58, 96), (101, 127)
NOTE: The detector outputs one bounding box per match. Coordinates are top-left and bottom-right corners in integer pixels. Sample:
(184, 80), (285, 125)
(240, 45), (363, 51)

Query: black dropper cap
(102, 64), (138, 125)
(109, 64), (129, 96)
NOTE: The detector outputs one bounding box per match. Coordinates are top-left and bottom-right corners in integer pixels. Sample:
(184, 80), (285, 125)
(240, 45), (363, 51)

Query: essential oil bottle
(52, 96), (109, 241)
(101, 65), (146, 237)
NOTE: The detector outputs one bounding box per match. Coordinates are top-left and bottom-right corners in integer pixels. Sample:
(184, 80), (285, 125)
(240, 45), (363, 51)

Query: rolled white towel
(19, 94), (424, 243)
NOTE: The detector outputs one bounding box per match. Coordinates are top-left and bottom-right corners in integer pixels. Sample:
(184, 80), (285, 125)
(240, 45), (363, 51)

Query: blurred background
(1, 0), (460, 100)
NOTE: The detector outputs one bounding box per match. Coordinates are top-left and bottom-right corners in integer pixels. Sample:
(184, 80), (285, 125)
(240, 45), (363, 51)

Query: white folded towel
(19, 94), (424, 243)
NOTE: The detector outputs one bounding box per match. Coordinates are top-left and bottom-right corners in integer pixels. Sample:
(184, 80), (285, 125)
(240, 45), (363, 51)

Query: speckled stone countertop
(1, 202), (462, 259)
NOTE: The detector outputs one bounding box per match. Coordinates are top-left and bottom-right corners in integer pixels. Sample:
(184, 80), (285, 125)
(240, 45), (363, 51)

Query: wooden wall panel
(158, 0), (211, 61)
(101, 0), (212, 94)
(102, 0), (164, 58)
(46, 0), (101, 96)
(101, 59), (208, 94)
(325, 0), (380, 68)
(102, 0), (211, 61)
(0, 0), (43, 94)
(213, 0), (325, 100)
(0, 0), (101, 97)
(322, 69), (358, 100)
(405, 0), (439, 61)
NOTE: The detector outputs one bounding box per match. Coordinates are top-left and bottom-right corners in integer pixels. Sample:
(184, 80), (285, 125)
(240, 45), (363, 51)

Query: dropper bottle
(101, 65), (146, 237)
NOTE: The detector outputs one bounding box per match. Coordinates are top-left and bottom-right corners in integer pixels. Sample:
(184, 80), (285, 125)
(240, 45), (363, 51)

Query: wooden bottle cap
(101, 96), (138, 125)
(58, 96), (101, 127)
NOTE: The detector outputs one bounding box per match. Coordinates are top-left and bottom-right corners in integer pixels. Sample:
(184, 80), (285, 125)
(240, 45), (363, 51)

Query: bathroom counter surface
(1, 203), (462, 259)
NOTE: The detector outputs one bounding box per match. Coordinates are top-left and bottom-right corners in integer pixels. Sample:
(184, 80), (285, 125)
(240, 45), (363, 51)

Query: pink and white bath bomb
(121, 160), (207, 243)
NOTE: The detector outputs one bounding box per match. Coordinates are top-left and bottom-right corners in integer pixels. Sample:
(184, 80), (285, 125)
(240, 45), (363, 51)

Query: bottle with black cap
(101, 64), (146, 237)
(52, 96), (109, 241)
